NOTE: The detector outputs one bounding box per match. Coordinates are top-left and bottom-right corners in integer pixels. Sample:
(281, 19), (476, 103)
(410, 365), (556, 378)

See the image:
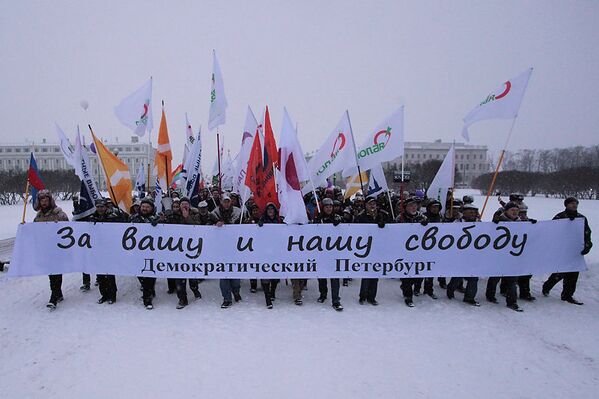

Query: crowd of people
(32, 184), (593, 313)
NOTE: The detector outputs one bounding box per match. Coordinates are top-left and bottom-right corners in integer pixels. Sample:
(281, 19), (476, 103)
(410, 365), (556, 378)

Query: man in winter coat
(397, 197), (432, 307)
(213, 194), (243, 308)
(256, 202), (282, 309)
(130, 197), (160, 310)
(313, 198), (344, 311)
(357, 196), (390, 305)
(542, 197), (593, 305)
(36, 190), (69, 309)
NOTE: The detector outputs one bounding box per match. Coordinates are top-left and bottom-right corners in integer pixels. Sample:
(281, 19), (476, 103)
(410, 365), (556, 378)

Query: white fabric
(114, 78), (153, 137)
(233, 106), (259, 194)
(208, 51), (228, 131)
(367, 164), (389, 197)
(426, 144), (455, 210)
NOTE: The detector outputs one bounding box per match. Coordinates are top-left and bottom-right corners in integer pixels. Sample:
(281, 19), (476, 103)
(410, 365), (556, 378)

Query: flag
(73, 127), (101, 204)
(182, 113), (195, 169)
(261, 106), (280, 208)
(184, 129), (203, 198)
(55, 123), (77, 169)
(462, 68), (533, 141)
(367, 164), (389, 197)
(278, 108), (309, 224)
(208, 50), (227, 131)
(73, 180), (96, 221)
(233, 106), (259, 195)
(221, 152), (235, 192)
(244, 133), (265, 211)
(135, 163), (146, 195)
(426, 143), (455, 212)
(171, 164), (184, 188)
(211, 134), (224, 184)
(27, 153), (45, 210)
(154, 107), (173, 191)
(155, 176), (163, 214)
(91, 131), (133, 213)
(343, 107), (404, 177)
(114, 77), (153, 137)
(344, 171), (368, 200)
(307, 111), (356, 188)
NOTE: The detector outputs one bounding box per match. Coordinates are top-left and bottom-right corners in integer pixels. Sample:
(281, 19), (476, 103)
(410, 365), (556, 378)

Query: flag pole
(345, 110), (365, 194)
(295, 122), (321, 214)
(480, 116), (518, 219)
(21, 180), (30, 224)
(399, 155), (405, 222)
(450, 140), (456, 220)
(216, 128), (223, 193)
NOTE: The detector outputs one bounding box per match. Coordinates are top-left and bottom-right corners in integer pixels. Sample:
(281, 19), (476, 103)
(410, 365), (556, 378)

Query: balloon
(79, 100), (89, 110)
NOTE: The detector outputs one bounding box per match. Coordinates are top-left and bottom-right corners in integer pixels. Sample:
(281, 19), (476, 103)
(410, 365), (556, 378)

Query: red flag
(245, 132), (265, 211)
(262, 106), (280, 208)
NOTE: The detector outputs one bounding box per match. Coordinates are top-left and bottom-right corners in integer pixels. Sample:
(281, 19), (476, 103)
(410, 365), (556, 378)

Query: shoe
(342, 281), (348, 287)
(520, 295), (536, 301)
(426, 292), (438, 300)
(191, 289), (202, 299)
(46, 297), (57, 309)
(221, 300), (232, 309)
(562, 297), (584, 305)
(332, 302), (344, 311)
(359, 298), (365, 305)
(80, 284), (90, 292)
(233, 293), (242, 302)
(447, 291), (455, 300)
(463, 299), (480, 307)
(250, 288), (257, 293)
(486, 296), (498, 304)
(176, 301), (187, 309)
(317, 296), (326, 303)
(144, 302), (153, 310)
(405, 299), (414, 307)
(167, 289), (175, 295)
(368, 299), (379, 306)
(507, 304), (523, 312)
(542, 286), (550, 297)
(97, 297), (108, 304)
(108, 299), (115, 305)
(294, 299), (303, 306)
(414, 291), (420, 297)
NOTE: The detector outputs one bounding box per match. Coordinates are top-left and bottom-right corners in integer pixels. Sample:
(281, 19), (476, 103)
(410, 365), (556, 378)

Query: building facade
(0, 136), (154, 190)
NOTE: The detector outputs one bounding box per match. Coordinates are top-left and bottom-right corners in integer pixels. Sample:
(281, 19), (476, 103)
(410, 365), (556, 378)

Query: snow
(1, 190), (598, 398)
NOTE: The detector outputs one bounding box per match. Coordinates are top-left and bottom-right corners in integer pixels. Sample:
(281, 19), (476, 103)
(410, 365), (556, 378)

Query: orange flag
(245, 132), (265, 211)
(91, 129), (133, 212)
(262, 106), (280, 208)
(155, 107), (172, 190)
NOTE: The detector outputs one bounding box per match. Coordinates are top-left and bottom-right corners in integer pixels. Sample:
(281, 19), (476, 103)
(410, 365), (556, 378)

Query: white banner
(8, 220), (586, 279)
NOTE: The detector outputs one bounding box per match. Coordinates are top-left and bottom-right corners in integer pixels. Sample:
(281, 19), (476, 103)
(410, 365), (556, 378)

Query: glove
(530, 219), (537, 224)
(151, 219), (158, 227)
(420, 221), (428, 226)
(377, 221), (385, 228)
(569, 216), (576, 221)
(333, 219), (341, 226)
(258, 220), (264, 227)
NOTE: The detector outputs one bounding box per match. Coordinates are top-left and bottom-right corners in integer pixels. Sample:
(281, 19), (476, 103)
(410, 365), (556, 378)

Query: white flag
(55, 123), (77, 169)
(208, 51), (228, 131)
(426, 144), (455, 212)
(135, 163), (146, 194)
(182, 113), (195, 168)
(344, 106), (404, 177)
(221, 152), (235, 192)
(184, 129), (203, 198)
(307, 111), (356, 188)
(367, 164), (389, 197)
(73, 127), (101, 203)
(233, 107), (259, 195)
(114, 78), (154, 137)
(278, 108), (310, 224)
(462, 68), (533, 141)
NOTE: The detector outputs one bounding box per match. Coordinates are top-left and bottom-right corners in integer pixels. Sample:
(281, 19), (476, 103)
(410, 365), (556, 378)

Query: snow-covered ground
(1, 190), (598, 398)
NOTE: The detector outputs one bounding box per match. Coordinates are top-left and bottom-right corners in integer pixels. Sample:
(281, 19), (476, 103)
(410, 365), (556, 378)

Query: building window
(41, 148), (48, 153)
(15, 148), (21, 153)
(466, 164), (469, 170)
(460, 154), (464, 160)
(6, 148), (12, 152)
(466, 154), (469, 160)
(134, 146), (140, 152)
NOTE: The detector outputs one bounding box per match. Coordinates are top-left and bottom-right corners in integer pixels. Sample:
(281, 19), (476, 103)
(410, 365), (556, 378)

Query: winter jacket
(211, 206), (242, 224)
(397, 211), (427, 224)
(33, 193), (68, 223)
(313, 212), (342, 225)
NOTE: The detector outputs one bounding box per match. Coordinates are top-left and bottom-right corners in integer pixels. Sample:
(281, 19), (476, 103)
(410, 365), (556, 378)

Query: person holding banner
(357, 196), (391, 306)
(213, 194), (243, 309)
(313, 198), (344, 312)
(89, 198), (123, 305)
(130, 198), (160, 310)
(542, 197), (593, 305)
(447, 203), (481, 306)
(398, 197), (432, 307)
(486, 202), (524, 312)
(256, 202), (282, 309)
(35, 190), (69, 309)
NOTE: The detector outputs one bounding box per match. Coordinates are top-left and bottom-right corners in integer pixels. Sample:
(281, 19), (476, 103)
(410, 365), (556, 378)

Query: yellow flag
(344, 171), (368, 199)
(154, 108), (172, 190)
(91, 131), (133, 212)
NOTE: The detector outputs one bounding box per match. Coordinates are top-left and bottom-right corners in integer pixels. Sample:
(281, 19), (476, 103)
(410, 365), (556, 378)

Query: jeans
(543, 272), (579, 299)
(291, 279), (306, 301)
(448, 277), (478, 301)
(219, 279), (241, 302)
(487, 276), (517, 306)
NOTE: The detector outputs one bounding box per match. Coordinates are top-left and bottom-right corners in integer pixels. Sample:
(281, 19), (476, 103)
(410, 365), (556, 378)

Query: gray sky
(1, 0), (598, 168)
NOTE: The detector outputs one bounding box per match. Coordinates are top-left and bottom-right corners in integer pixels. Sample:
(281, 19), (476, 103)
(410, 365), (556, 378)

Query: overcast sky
(1, 1), (598, 168)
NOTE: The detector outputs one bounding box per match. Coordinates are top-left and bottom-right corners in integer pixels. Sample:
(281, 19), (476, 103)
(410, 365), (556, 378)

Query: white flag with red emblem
(208, 50), (228, 131)
(114, 78), (153, 137)
(278, 108), (310, 224)
(307, 111), (356, 188)
(462, 68), (533, 141)
(343, 106), (404, 177)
